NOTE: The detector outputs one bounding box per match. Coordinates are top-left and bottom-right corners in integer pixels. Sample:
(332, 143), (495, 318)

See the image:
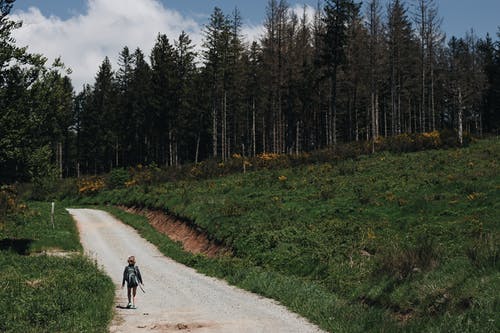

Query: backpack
(126, 266), (138, 287)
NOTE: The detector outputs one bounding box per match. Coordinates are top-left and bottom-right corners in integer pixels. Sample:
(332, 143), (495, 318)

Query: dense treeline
(1, 0), (500, 181)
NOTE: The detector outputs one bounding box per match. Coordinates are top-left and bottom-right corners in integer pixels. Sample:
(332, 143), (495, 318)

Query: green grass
(102, 206), (395, 332)
(81, 139), (499, 332)
(0, 202), (114, 333)
(1, 201), (82, 253)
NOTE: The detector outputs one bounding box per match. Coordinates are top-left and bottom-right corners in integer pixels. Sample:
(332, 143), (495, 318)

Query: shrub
(27, 146), (60, 200)
(106, 168), (130, 189)
(77, 177), (105, 196)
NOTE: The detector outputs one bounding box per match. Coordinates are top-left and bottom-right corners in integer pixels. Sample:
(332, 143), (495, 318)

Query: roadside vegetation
(73, 138), (499, 332)
(0, 198), (114, 333)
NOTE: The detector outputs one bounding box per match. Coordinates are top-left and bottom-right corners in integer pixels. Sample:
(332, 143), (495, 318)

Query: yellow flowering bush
(258, 152), (280, 161)
(78, 177), (105, 195)
(422, 130), (442, 147)
(125, 179), (137, 187)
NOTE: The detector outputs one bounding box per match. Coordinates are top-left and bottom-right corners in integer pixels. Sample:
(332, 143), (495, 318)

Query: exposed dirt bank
(119, 206), (231, 258)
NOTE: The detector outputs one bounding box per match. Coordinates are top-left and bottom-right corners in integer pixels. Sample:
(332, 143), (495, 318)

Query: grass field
(0, 202), (114, 333)
(80, 138), (499, 332)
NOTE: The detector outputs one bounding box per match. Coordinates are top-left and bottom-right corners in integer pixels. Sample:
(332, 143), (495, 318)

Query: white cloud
(11, 0), (202, 91)
(242, 23), (265, 44)
(291, 3), (317, 24)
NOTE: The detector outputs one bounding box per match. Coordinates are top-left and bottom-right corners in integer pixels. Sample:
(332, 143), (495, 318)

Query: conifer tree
(322, 0), (361, 145)
(150, 34), (177, 166)
(386, 0), (417, 135)
(130, 48), (152, 165)
(174, 31), (197, 163)
(203, 7), (231, 159)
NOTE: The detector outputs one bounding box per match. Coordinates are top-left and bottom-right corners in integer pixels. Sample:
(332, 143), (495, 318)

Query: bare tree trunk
(252, 97), (256, 156)
(329, 72), (338, 146)
(242, 143), (246, 173)
(195, 134), (200, 164)
(384, 103), (388, 137)
(430, 52), (436, 131)
(176, 142), (179, 167)
(391, 75), (396, 136)
(458, 88), (464, 145)
(262, 116), (266, 153)
(370, 96), (375, 152)
(409, 97), (413, 133)
(114, 141), (118, 169)
(295, 121), (300, 155)
(397, 88), (402, 134)
(420, 0), (427, 133)
(57, 142), (63, 179)
(354, 105), (359, 143)
(375, 93), (379, 137)
(273, 119), (277, 153)
(479, 111), (483, 137)
(370, 94), (374, 139)
(222, 93), (226, 161)
(212, 106), (217, 158)
(168, 130), (173, 167)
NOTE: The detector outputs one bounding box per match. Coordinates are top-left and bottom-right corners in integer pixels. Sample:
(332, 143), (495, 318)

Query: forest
(1, 0), (500, 182)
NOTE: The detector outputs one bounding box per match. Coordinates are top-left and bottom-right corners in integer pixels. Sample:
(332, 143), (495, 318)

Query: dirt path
(67, 208), (325, 333)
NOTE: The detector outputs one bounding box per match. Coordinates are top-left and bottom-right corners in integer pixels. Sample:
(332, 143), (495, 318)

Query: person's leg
(127, 287), (132, 307)
(132, 286), (137, 306)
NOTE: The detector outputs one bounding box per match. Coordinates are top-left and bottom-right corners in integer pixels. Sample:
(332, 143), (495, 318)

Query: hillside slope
(83, 139), (500, 332)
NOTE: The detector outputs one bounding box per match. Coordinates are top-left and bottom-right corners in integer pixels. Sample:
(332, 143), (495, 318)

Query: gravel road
(68, 208), (325, 333)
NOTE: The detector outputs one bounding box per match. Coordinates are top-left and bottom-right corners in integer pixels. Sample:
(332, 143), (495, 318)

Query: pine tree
(322, 0), (361, 145)
(386, 0), (417, 135)
(261, 0), (290, 153)
(116, 46), (135, 166)
(130, 48), (152, 165)
(479, 31), (500, 133)
(79, 57), (117, 173)
(174, 31), (197, 163)
(150, 34), (177, 166)
(366, 0), (383, 145)
(202, 7), (231, 159)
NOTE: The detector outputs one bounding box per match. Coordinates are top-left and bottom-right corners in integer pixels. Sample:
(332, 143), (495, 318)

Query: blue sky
(13, 0), (500, 38)
(9, 0), (500, 90)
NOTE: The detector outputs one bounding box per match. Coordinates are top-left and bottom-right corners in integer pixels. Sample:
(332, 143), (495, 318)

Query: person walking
(121, 255), (143, 309)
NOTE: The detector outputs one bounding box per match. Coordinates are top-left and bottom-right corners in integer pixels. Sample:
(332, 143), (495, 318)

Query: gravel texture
(68, 208), (325, 333)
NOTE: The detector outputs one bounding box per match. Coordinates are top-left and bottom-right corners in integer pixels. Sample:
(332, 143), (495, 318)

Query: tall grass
(0, 254), (114, 333)
(0, 202), (114, 333)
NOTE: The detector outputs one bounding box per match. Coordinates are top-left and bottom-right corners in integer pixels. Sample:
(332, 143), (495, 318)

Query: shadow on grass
(0, 238), (34, 255)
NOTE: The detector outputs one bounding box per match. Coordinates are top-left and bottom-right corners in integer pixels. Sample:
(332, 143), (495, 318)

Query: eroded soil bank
(119, 206), (231, 258)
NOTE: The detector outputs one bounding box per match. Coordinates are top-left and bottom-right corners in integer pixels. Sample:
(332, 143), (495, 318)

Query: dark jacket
(122, 264), (143, 287)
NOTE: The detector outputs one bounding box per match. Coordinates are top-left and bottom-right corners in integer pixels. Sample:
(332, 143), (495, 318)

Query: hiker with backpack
(121, 255), (143, 309)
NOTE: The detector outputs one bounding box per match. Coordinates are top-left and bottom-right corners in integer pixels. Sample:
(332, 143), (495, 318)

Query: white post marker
(51, 202), (55, 229)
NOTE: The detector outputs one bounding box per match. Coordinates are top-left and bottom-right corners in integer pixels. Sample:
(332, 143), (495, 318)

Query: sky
(9, 0), (500, 91)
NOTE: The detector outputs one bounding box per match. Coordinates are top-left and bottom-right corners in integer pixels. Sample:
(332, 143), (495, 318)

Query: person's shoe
(126, 303), (132, 308)
(131, 304), (136, 309)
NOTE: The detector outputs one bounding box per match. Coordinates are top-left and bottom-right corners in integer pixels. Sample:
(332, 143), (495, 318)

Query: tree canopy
(1, 1), (499, 181)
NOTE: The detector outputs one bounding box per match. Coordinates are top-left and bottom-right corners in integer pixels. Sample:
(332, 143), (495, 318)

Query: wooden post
(242, 144), (246, 174)
(51, 202), (55, 229)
